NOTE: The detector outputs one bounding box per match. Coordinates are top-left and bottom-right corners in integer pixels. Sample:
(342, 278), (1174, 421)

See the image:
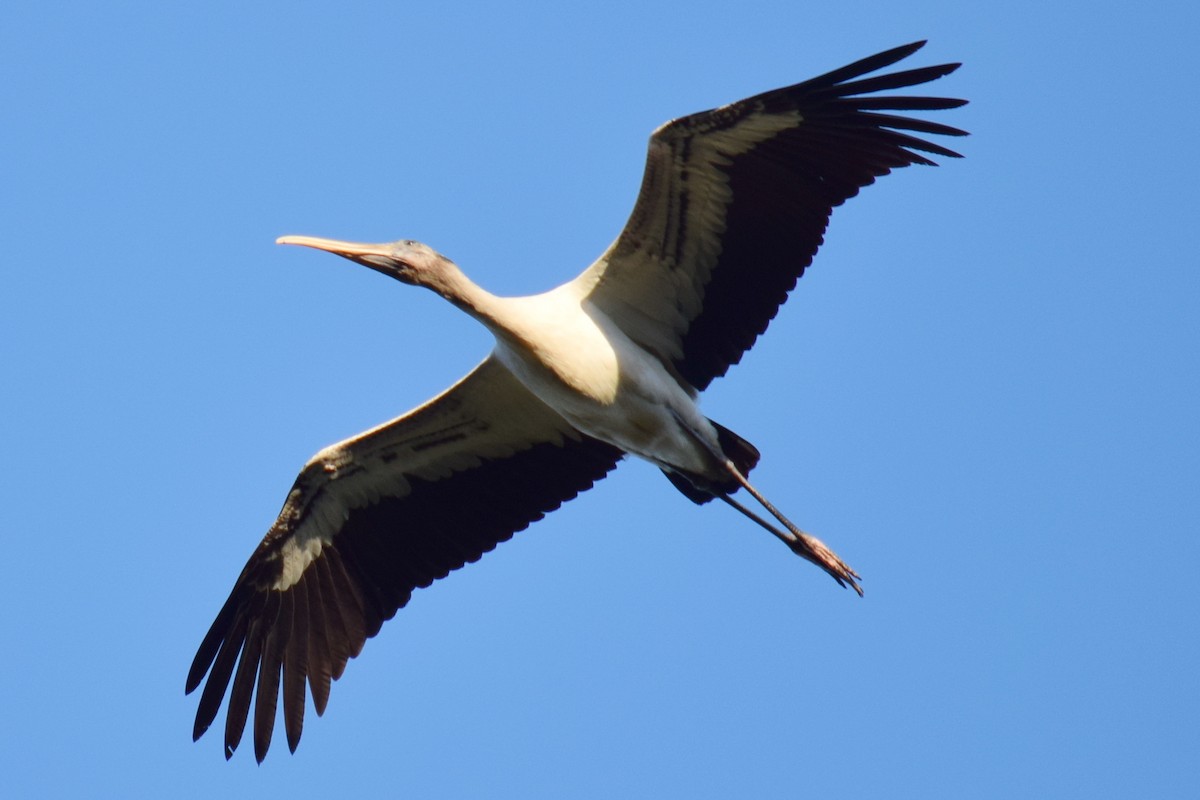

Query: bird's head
(276, 235), (449, 287)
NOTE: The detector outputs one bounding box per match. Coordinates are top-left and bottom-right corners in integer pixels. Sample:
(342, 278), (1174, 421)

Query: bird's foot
(787, 532), (863, 596)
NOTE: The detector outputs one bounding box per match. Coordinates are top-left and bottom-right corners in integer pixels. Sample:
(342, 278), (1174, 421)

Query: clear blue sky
(3, 2), (1197, 797)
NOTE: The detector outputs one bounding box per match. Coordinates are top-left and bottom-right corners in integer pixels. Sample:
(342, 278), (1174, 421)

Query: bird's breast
(490, 291), (713, 472)
(492, 293), (623, 408)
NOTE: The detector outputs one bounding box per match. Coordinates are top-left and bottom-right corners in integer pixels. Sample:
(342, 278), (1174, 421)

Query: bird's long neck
(418, 258), (512, 333)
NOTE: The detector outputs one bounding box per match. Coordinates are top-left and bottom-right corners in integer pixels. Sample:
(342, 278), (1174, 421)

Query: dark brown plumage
(601, 42), (965, 390)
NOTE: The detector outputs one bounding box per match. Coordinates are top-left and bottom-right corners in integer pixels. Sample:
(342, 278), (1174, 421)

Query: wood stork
(187, 40), (966, 761)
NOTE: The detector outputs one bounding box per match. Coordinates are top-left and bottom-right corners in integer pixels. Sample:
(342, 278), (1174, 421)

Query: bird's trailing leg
(718, 461), (863, 596)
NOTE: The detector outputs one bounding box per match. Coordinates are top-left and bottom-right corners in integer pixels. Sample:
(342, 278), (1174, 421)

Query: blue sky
(3, 2), (1197, 797)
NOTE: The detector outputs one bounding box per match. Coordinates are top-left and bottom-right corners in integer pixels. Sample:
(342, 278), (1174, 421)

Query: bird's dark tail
(662, 419), (760, 504)
(711, 419), (760, 477)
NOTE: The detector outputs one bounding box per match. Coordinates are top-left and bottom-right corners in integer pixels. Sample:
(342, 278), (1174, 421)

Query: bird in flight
(187, 40), (966, 761)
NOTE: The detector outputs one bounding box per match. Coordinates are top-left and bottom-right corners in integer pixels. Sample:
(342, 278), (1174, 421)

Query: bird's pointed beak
(275, 235), (390, 260)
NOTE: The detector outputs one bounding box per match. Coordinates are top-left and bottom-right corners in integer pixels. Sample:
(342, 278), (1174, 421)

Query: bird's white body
(485, 281), (718, 478)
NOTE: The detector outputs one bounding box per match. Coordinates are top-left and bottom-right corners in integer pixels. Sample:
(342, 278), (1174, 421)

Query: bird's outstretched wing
(580, 40), (967, 391)
(186, 356), (622, 761)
